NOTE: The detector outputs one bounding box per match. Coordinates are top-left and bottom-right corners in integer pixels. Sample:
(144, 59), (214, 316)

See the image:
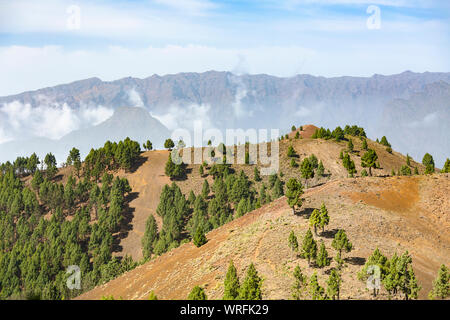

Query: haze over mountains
(0, 70), (449, 166)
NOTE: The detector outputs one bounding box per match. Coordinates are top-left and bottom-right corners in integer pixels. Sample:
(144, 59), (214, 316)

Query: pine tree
(406, 265), (421, 300)
(422, 153), (435, 174)
(332, 230), (352, 258)
(309, 273), (326, 300)
(441, 158), (450, 173)
(348, 139), (354, 152)
(317, 161), (324, 177)
(414, 167), (419, 175)
(193, 226), (207, 247)
(142, 215), (158, 259)
(380, 136), (391, 147)
(400, 165), (412, 176)
(290, 159), (298, 168)
(286, 178), (303, 214)
(199, 164), (204, 177)
(259, 184), (267, 205)
(291, 125), (296, 131)
(300, 158), (314, 185)
(287, 146), (296, 157)
(164, 139), (175, 150)
(334, 251), (344, 270)
(309, 209), (320, 235)
(143, 140), (153, 151)
(429, 264), (449, 299)
(288, 230), (299, 253)
(319, 203), (330, 233)
(406, 154), (411, 166)
(254, 166), (261, 181)
(202, 179), (210, 199)
(272, 177), (284, 199)
(291, 266), (307, 300)
(188, 190), (196, 206)
(44, 153), (57, 179)
(326, 269), (342, 300)
(239, 263), (263, 300)
(361, 149), (378, 176)
(188, 286), (207, 300)
(396, 251), (421, 300)
(301, 229), (317, 266)
(362, 138), (368, 150)
(223, 260), (240, 300)
(31, 169), (44, 190)
(316, 241), (330, 268)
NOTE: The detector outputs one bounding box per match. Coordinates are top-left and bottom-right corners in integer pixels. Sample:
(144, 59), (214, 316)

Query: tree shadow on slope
(345, 256), (366, 266)
(320, 228), (339, 239)
(112, 191), (139, 253)
(129, 155), (148, 173)
(295, 207), (315, 218)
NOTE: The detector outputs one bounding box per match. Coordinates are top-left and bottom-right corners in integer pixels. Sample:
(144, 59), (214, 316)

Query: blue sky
(0, 0), (449, 95)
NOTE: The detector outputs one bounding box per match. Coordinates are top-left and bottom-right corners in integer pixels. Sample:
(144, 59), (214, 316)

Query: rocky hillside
(76, 174), (449, 300)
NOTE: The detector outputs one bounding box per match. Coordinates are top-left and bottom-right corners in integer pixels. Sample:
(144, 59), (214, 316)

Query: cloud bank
(0, 99), (113, 144)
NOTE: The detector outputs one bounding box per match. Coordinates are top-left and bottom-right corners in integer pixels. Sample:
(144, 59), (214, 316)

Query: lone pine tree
(164, 138), (175, 150)
(286, 178), (303, 214)
(288, 230), (299, 253)
(223, 260), (240, 300)
(422, 153), (435, 174)
(193, 226), (207, 247)
(361, 149), (378, 176)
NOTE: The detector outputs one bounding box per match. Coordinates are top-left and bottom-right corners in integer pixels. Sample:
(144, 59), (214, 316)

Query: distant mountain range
(0, 70), (449, 166)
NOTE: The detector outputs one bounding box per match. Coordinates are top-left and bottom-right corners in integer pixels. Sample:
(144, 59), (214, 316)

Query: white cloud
(151, 103), (213, 130)
(0, 99), (113, 143)
(127, 88), (145, 108)
(0, 0), (215, 40)
(153, 0), (217, 15)
(406, 112), (439, 128)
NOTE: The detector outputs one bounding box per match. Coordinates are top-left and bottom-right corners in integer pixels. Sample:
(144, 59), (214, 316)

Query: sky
(0, 0), (449, 96)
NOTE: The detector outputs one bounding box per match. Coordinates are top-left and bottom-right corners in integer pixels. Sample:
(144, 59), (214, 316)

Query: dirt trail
(119, 150), (170, 260)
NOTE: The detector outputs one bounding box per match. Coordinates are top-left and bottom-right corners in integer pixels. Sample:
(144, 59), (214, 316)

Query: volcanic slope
(70, 126), (429, 261)
(77, 171), (449, 300)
